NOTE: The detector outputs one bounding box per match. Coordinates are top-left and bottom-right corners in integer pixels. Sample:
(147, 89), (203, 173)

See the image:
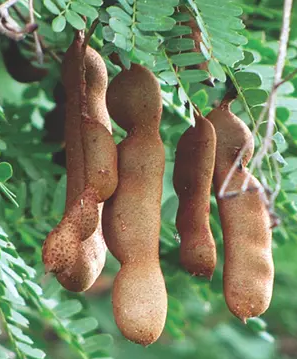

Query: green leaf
(244, 89), (268, 106)
(117, 0), (133, 14)
(235, 71), (262, 89)
(113, 33), (133, 51)
(281, 157), (297, 173)
(109, 18), (132, 38)
(82, 334), (113, 354)
(9, 309), (29, 328)
(166, 38), (195, 53)
(16, 342), (46, 359)
(137, 3), (174, 17)
(65, 10), (86, 30)
(159, 71), (178, 85)
(7, 324), (33, 344)
(30, 179), (47, 218)
(51, 175), (66, 216)
(54, 300), (83, 318)
(170, 52), (205, 66)
(52, 15), (66, 32)
(71, 2), (98, 20)
(0, 162), (13, 182)
(0, 140), (7, 151)
(137, 16), (175, 32)
(102, 26), (115, 41)
(43, 0), (60, 15)
(24, 280), (43, 297)
(208, 58), (226, 82)
(179, 70), (209, 83)
(67, 317), (98, 335)
(83, 0), (102, 5)
(191, 89), (208, 109)
(106, 6), (132, 25)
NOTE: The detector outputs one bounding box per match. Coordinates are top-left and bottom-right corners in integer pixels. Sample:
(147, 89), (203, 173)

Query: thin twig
(83, 17), (99, 48)
(28, 0), (43, 63)
(12, 5), (62, 63)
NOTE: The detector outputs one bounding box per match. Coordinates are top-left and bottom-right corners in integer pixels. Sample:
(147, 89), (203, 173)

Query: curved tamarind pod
(173, 113), (217, 279)
(43, 38), (115, 292)
(102, 64), (167, 345)
(207, 94), (274, 322)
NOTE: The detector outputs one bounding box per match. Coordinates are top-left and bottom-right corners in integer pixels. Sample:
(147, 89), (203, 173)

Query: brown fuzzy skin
(62, 36), (85, 209)
(173, 114), (217, 279)
(103, 64), (167, 345)
(207, 95), (274, 322)
(81, 118), (118, 203)
(42, 38), (116, 292)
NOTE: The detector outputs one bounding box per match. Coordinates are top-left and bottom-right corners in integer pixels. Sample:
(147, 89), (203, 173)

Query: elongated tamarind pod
(173, 113), (217, 279)
(102, 64), (167, 345)
(207, 93), (274, 322)
(42, 35), (117, 292)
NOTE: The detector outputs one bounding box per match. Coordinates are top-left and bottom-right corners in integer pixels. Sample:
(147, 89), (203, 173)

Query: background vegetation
(0, 0), (297, 358)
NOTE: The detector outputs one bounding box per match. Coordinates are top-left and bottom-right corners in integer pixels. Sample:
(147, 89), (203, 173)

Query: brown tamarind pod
(207, 93), (274, 322)
(42, 36), (116, 292)
(102, 64), (167, 345)
(173, 113), (217, 279)
(2, 40), (48, 83)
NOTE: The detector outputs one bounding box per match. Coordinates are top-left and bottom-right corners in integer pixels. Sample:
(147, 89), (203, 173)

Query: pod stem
(221, 85), (238, 109)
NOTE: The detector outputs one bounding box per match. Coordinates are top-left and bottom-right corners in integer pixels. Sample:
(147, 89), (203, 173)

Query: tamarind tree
(0, 0), (297, 358)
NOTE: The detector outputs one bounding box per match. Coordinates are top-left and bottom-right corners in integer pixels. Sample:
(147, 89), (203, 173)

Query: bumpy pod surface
(42, 39), (116, 292)
(103, 64), (167, 345)
(173, 114), (217, 279)
(207, 95), (274, 322)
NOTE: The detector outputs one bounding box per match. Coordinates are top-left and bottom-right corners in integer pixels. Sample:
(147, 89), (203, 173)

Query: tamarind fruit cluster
(41, 30), (274, 344)
(173, 89), (274, 322)
(42, 34), (118, 292)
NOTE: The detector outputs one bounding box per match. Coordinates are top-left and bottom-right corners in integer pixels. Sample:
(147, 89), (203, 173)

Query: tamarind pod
(173, 114), (217, 279)
(102, 64), (167, 345)
(214, 171), (274, 322)
(207, 94), (274, 321)
(62, 37), (85, 210)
